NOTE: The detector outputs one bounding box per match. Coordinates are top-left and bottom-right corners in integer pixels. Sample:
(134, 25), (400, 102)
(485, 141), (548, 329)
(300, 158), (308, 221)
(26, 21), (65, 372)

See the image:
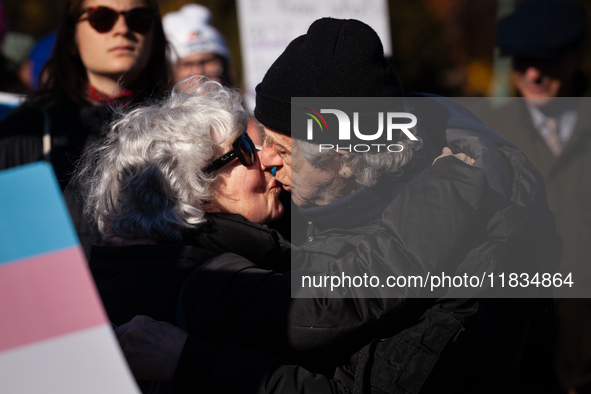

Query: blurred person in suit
(480, 1), (591, 392)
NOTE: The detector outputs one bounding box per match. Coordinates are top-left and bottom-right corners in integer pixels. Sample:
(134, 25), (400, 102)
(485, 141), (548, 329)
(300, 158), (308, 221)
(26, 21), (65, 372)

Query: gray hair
(76, 79), (248, 242)
(297, 130), (422, 187)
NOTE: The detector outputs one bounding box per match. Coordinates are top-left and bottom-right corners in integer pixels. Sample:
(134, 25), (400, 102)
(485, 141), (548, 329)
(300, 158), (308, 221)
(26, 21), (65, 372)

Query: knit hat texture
(255, 18), (402, 135)
(163, 4), (230, 62)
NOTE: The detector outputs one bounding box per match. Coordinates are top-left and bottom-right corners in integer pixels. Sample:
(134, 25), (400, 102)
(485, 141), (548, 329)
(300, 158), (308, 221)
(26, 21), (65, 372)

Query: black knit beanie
(255, 18), (402, 135)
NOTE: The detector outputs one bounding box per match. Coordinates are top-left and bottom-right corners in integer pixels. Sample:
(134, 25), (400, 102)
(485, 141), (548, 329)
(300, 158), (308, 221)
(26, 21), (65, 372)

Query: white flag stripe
(0, 323), (140, 394)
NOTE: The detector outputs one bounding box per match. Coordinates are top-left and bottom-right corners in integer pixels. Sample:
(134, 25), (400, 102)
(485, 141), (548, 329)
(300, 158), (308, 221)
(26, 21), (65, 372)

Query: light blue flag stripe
(0, 162), (79, 265)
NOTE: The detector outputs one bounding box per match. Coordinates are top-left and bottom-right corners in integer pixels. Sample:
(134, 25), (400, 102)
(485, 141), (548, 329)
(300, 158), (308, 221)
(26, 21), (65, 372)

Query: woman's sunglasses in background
(78, 6), (157, 34)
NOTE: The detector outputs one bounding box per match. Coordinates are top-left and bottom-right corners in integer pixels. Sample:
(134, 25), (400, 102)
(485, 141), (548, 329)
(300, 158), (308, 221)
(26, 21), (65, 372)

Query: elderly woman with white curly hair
(77, 80), (288, 332)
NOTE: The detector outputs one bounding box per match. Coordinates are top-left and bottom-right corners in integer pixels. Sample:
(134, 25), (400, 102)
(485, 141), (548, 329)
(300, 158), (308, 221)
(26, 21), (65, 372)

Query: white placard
(237, 0), (391, 110)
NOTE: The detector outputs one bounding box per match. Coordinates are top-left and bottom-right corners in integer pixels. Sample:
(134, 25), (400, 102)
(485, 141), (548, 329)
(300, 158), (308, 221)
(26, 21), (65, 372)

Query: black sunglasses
(78, 6), (157, 34)
(202, 133), (257, 174)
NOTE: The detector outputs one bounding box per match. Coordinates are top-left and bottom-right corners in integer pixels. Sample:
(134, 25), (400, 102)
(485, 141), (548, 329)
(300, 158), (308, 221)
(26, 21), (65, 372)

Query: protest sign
(0, 163), (139, 394)
(237, 0), (391, 110)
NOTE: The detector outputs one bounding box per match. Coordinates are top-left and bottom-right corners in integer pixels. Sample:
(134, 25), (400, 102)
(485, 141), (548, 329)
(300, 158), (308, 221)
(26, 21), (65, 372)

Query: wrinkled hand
(115, 315), (188, 382)
(433, 147), (476, 165)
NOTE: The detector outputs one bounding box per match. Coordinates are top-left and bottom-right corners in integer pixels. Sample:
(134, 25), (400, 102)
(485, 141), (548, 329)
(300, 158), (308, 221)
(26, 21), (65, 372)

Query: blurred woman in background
(163, 4), (232, 87)
(0, 0), (172, 257)
(162, 3), (266, 147)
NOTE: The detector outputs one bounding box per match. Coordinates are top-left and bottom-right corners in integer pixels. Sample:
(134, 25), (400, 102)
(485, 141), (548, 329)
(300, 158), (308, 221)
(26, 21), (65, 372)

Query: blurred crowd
(0, 1), (590, 394)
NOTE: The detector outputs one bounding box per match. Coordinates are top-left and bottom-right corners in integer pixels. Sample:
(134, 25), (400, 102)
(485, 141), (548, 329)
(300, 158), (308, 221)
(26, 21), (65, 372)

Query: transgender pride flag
(0, 163), (139, 393)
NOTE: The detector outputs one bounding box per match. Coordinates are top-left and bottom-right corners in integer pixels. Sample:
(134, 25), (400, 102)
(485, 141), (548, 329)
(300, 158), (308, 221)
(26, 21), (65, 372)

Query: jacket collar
(184, 213), (291, 271)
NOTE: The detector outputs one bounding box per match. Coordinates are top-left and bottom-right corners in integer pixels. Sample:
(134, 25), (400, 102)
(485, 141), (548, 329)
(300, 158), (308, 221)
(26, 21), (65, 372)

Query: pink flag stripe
(0, 246), (108, 353)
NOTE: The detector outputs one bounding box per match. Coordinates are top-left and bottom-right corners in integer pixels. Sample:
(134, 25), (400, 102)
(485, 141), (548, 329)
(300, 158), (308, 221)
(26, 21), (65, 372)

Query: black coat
(90, 214), (298, 393)
(92, 154), (559, 394)
(170, 123), (561, 392)
(90, 213), (291, 327)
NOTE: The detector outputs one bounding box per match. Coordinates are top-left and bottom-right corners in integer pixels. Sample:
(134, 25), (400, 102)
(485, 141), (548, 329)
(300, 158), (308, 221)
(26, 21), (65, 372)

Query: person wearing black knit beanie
(250, 17), (557, 394)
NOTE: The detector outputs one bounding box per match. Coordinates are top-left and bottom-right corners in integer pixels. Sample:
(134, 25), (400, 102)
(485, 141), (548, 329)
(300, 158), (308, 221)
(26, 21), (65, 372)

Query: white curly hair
(76, 79), (248, 242)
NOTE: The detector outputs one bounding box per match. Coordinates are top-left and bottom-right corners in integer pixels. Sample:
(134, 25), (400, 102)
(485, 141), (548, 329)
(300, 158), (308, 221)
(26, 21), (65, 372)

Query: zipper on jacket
(306, 221), (315, 242)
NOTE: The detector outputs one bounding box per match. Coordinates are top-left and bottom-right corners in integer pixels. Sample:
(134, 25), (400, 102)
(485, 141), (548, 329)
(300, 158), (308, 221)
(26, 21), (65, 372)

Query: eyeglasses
(202, 133), (257, 174)
(78, 6), (157, 34)
(177, 56), (223, 74)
